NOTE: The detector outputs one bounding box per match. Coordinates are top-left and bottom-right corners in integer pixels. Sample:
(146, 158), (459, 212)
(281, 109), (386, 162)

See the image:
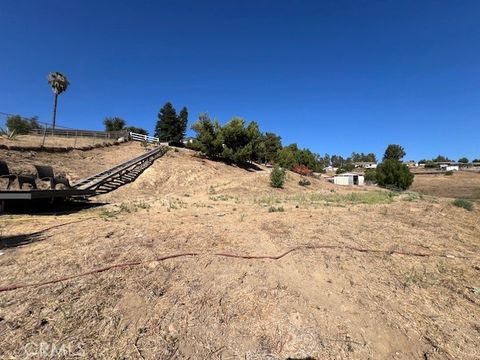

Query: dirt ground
(0, 134), (119, 149)
(411, 171), (480, 200)
(1, 144), (479, 359)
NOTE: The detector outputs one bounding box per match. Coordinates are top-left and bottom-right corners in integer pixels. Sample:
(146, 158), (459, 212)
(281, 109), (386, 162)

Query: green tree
(472, 158), (480, 163)
(190, 113), (223, 157)
(458, 157), (469, 164)
(270, 165), (286, 188)
(364, 168), (377, 183)
(220, 117), (253, 163)
(262, 132), (282, 163)
(104, 117), (126, 132)
(383, 144), (406, 161)
(155, 102), (188, 143)
(177, 107), (189, 141)
(376, 159), (414, 190)
(6, 115), (41, 134)
(125, 126), (148, 135)
(47, 72), (69, 129)
(433, 155), (451, 162)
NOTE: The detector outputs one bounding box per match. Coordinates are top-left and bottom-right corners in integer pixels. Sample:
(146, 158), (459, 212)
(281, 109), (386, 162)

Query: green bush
(364, 168), (377, 183)
(376, 159), (414, 190)
(445, 170), (454, 176)
(6, 115), (40, 135)
(270, 165), (286, 188)
(268, 206), (284, 212)
(452, 198), (473, 211)
(298, 177), (311, 186)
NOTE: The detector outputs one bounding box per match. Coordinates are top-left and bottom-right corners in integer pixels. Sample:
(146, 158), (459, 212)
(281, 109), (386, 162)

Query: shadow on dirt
(1, 199), (105, 215)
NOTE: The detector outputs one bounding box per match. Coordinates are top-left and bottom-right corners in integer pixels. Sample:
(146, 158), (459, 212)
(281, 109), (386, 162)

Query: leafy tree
(376, 159), (414, 190)
(104, 117), (126, 132)
(458, 157), (469, 164)
(47, 72), (69, 129)
(154, 102), (188, 143)
(270, 165), (286, 188)
(336, 162), (355, 174)
(6, 115), (41, 134)
(432, 155), (451, 162)
(190, 113), (223, 158)
(364, 168), (377, 183)
(262, 132), (282, 163)
(330, 155), (346, 168)
(220, 118), (254, 163)
(351, 152), (377, 163)
(383, 144), (406, 161)
(125, 126), (148, 135)
(473, 158), (480, 163)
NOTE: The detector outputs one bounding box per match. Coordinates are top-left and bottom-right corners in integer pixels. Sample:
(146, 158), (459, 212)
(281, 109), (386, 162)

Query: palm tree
(47, 72), (69, 129)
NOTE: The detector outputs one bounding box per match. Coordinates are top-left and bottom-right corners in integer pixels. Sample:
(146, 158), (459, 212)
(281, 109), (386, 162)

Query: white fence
(129, 132), (160, 144)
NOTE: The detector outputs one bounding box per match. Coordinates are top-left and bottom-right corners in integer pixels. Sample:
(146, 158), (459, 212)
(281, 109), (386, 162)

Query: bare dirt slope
(0, 142), (145, 184)
(1, 145), (479, 359)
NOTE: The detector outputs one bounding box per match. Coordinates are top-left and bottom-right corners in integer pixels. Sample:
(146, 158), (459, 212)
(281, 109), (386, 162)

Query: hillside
(1, 143), (479, 359)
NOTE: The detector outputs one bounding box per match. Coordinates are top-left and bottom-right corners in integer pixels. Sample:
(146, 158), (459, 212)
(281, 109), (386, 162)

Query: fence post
(41, 124), (47, 147)
(74, 130), (78, 148)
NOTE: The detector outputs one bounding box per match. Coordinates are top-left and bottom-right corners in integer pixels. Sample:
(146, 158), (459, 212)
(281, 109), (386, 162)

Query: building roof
(334, 172), (363, 177)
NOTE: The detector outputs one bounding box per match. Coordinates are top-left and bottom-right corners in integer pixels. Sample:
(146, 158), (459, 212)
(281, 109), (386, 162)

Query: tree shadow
(2, 199), (106, 215)
(0, 230), (45, 249)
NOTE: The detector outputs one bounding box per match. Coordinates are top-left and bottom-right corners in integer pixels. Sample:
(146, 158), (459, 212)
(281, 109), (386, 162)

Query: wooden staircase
(73, 146), (167, 196)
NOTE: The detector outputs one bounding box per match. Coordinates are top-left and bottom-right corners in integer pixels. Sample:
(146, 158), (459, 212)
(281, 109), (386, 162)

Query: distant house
(181, 137), (195, 145)
(404, 160), (418, 168)
(329, 172), (364, 186)
(354, 162), (377, 169)
(440, 164), (459, 171)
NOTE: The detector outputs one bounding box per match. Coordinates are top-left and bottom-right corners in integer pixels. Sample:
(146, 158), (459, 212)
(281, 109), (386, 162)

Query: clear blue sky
(1, 0), (479, 161)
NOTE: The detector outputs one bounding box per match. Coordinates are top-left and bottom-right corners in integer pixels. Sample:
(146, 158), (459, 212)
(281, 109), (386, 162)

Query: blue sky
(0, 0), (479, 161)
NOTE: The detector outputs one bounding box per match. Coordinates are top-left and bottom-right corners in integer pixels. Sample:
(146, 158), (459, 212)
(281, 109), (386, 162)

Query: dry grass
(0, 147), (479, 359)
(0, 134), (118, 148)
(411, 171), (480, 200)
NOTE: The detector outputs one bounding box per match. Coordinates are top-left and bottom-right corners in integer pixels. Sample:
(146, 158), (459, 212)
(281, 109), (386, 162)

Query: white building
(439, 164), (459, 171)
(354, 162), (377, 169)
(330, 173), (364, 186)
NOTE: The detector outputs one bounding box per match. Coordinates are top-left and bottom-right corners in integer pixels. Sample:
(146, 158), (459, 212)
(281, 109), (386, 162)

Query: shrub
(292, 164), (313, 176)
(364, 168), (377, 183)
(6, 115), (41, 135)
(376, 159), (414, 190)
(268, 206), (284, 212)
(445, 170), (454, 176)
(299, 177), (311, 186)
(452, 198), (473, 211)
(336, 162), (355, 174)
(270, 165), (286, 188)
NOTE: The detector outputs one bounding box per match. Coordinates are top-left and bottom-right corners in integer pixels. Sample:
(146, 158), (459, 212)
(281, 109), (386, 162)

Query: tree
(190, 113), (223, 158)
(262, 132), (282, 163)
(458, 157), (469, 164)
(376, 159), (414, 190)
(177, 107), (189, 142)
(6, 115), (41, 134)
(125, 126), (148, 135)
(154, 102), (188, 143)
(104, 117), (126, 132)
(47, 72), (69, 129)
(364, 168), (377, 183)
(383, 144), (406, 161)
(270, 165), (286, 188)
(433, 155), (451, 163)
(473, 159), (480, 163)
